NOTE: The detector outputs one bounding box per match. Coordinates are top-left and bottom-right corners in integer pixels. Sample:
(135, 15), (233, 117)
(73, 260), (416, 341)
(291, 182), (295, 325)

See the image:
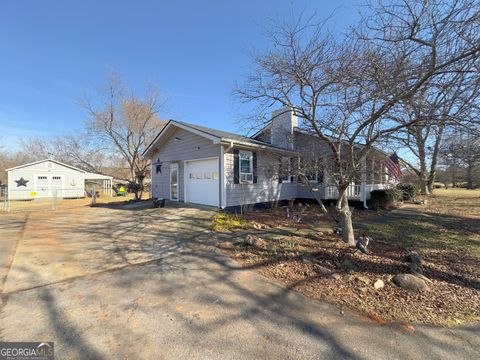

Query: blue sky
(0, 0), (358, 150)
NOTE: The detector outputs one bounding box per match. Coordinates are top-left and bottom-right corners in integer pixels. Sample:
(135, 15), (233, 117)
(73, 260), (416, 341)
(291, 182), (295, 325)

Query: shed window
(239, 151), (253, 183)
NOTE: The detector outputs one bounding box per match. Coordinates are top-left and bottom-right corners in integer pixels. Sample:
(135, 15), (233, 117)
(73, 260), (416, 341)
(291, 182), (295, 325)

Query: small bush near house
(396, 182), (418, 201)
(370, 189), (402, 210)
(210, 212), (254, 231)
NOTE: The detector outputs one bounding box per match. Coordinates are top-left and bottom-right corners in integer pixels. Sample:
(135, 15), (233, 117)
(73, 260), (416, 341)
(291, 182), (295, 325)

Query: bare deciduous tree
(80, 76), (167, 200)
(235, 0), (480, 245)
(391, 70), (480, 194)
(440, 130), (480, 188)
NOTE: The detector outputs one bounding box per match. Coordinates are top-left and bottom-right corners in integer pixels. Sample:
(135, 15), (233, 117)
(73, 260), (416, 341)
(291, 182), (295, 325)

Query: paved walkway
(0, 205), (478, 359)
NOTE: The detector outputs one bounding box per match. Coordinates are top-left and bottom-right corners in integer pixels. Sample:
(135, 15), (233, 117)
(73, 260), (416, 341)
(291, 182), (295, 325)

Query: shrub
(209, 212), (254, 231)
(396, 182), (418, 201)
(370, 189), (401, 210)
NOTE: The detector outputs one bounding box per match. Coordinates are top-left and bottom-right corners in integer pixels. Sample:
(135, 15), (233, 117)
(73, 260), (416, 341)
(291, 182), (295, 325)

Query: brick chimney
(270, 107), (298, 149)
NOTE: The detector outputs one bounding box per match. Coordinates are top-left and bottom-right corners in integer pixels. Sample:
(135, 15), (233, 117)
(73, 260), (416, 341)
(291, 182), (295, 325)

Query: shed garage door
(186, 158), (219, 207)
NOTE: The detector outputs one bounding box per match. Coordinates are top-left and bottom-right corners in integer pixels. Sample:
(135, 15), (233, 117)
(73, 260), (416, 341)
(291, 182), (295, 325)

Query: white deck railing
(325, 184), (361, 200)
(324, 183), (389, 200)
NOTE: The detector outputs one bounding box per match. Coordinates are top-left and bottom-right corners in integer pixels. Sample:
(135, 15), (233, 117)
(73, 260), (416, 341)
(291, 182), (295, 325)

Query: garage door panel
(186, 158), (219, 207)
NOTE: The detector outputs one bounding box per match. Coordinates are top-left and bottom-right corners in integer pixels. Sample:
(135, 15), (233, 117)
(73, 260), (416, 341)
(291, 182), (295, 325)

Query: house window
(281, 157), (292, 183)
(239, 150), (253, 183)
(305, 159), (323, 183)
(306, 170), (317, 183)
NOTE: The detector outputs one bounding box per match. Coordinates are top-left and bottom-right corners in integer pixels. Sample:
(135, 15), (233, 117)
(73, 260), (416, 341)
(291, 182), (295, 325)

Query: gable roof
(143, 120), (297, 158)
(5, 159), (86, 173)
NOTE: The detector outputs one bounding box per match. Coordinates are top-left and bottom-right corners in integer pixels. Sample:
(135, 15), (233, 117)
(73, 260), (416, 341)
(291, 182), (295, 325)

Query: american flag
(384, 152), (402, 181)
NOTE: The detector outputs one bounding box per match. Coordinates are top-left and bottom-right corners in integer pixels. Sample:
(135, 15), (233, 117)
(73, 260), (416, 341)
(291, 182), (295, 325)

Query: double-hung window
(306, 159), (318, 183)
(280, 157), (292, 183)
(239, 150), (253, 183)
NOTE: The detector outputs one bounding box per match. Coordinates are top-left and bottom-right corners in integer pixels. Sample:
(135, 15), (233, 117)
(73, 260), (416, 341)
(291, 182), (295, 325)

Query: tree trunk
(299, 175), (328, 213)
(427, 176), (435, 193)
(467, 165), (473, 189)
(419, 172), (430, 196)
(427, 125), (444, 194)
(452, 167), (457, 187)
(337, 185), (355, 246)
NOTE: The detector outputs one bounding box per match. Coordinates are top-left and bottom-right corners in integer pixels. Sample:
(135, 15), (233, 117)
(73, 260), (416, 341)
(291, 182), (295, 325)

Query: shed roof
(84, 172), (113, 180)
(5, 159), (86, 173)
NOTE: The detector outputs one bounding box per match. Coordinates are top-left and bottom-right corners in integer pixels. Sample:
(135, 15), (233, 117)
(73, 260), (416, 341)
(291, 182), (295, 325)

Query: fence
(1, 186), (115, 212)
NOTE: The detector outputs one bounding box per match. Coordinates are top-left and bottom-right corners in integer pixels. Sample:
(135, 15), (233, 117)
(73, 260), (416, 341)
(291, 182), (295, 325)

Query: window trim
(239, 150), (253, 184)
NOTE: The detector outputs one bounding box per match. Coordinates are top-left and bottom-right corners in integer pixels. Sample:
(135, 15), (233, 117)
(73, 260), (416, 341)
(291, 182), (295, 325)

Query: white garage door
(186, 158), (219, 207)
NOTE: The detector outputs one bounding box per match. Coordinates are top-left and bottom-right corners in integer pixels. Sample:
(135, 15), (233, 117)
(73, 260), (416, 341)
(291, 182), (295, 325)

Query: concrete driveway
(0, 204), (478, 359)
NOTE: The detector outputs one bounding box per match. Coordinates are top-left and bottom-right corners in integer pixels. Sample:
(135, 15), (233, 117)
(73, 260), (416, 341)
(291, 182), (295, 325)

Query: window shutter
(278, 157), (283, 183)
(252, 152), (257, 184)
(233, 149), (240, 184)
(297, 157), (302, 182)
(290, 157), (294, 182)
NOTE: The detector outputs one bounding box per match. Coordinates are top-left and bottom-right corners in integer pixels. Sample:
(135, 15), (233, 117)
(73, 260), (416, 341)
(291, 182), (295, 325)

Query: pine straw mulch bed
(217, 202), (480, 327)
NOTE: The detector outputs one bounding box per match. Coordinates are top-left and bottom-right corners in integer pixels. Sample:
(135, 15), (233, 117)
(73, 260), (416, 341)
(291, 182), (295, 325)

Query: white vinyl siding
(225, 149), (297, 207)
(150, 127), (221, 202)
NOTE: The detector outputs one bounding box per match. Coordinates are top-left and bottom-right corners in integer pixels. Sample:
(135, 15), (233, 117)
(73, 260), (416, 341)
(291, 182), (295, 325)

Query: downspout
(220, 141), (233, 209)
(224, 141), (234, 152)
(361, 157), (369, 209)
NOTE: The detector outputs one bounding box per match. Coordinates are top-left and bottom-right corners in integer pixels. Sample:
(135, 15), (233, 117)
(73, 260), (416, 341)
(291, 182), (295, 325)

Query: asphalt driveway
(0, 204), (478, 359)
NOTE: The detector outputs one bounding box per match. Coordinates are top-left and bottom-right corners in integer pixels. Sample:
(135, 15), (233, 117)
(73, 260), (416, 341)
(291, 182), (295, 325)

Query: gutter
(220, 139), (298, 155)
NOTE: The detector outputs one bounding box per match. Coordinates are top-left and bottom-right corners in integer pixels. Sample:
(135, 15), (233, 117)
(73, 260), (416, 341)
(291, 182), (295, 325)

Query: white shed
(6, 159), (113, 200)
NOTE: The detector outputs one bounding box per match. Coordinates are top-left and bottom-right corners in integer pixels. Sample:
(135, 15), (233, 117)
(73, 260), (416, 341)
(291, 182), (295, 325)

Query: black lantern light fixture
(154, 158), (162, 174)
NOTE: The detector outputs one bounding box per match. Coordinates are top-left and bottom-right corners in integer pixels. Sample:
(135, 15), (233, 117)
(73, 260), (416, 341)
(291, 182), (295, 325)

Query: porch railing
(325, 184), (361, 200)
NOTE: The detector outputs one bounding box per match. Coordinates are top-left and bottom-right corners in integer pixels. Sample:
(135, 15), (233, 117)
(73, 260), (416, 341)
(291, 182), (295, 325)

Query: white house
(143, 108), (397, 210)
(6, 159), (113, 200)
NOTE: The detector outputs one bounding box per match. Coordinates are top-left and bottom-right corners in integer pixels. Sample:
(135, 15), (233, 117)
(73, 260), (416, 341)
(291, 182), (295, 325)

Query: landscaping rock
(413, 273), (433, 284)
(355, 275), (371, 285)
(313, 264), (333, 275)
(374, 279), (384, 290)
(410, 262), (424, 275)
(393, 274), (429, 292)
(245, 234), (267, 248)
(331, 273), (342, 280)
(408, 251), (423, 264)
(218, 242), (235, 250)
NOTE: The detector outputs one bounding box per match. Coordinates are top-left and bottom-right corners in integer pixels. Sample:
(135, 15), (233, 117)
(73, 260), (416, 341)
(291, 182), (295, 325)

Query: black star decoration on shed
(15, 177), (29, 187)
